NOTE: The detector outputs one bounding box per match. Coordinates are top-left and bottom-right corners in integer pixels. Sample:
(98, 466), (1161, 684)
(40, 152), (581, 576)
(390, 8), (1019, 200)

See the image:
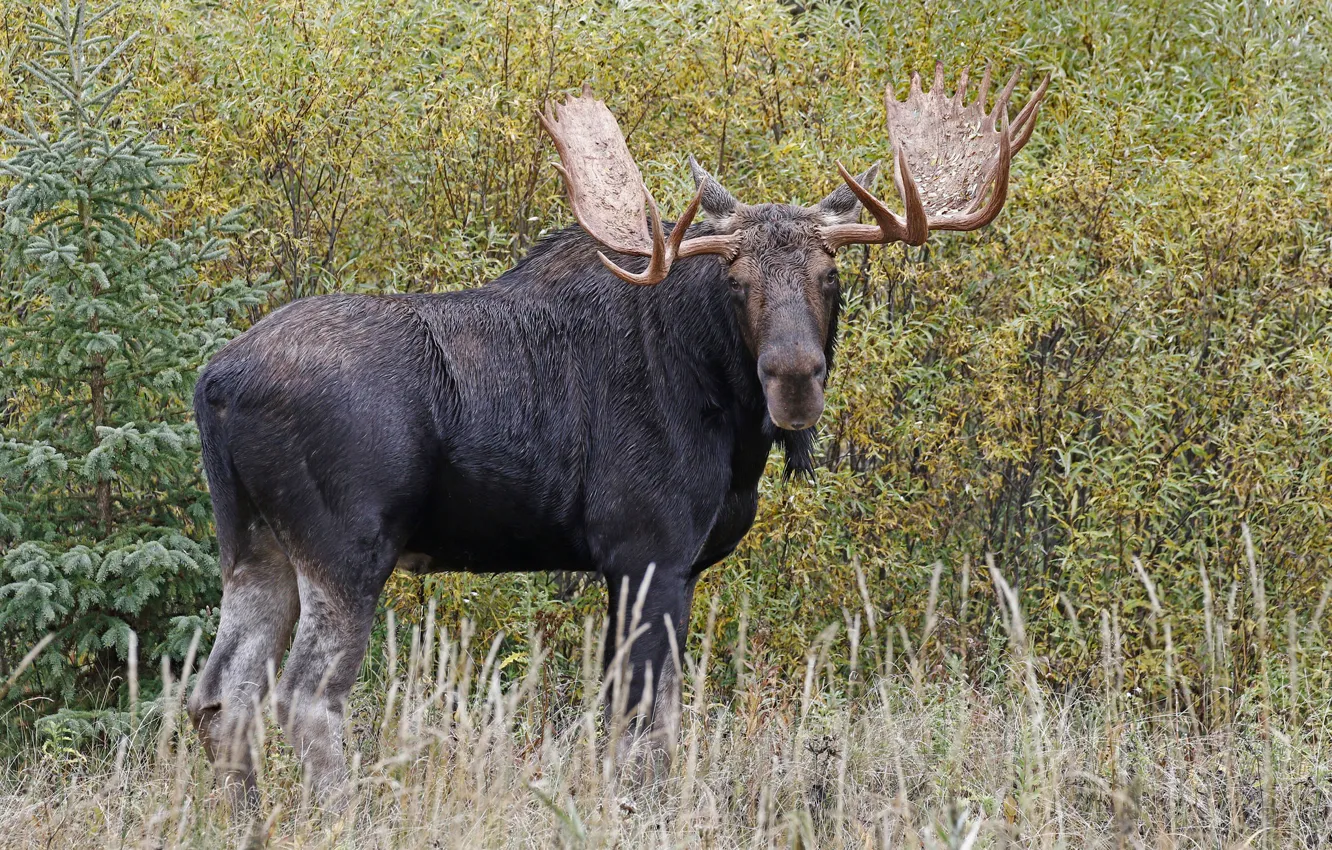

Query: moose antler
(539, 86), (739, 285)
(821, 63), (1049, 250)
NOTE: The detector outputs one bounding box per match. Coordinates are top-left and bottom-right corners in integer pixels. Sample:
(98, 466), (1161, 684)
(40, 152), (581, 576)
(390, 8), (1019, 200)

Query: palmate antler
(821, 62), (1049, 250)
(537, 85), (738, 285)
(539, 67), (1048, 281)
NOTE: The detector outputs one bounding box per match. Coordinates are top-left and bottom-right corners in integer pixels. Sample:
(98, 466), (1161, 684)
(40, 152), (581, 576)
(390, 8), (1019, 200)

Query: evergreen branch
(17, 61), (83, 107)
(86, 75), (132, 119)
(19, 112), (55, 150)
(84, 32), (137, 87)
(0, 126), (40, 146)
(23, 23), (66, 44)
(82, 2), (123, 32)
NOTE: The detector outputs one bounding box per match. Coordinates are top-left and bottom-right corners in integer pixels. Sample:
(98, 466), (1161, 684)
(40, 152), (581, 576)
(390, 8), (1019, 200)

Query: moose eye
(822, 270), (840, 292)
(727, 276), (745, 295)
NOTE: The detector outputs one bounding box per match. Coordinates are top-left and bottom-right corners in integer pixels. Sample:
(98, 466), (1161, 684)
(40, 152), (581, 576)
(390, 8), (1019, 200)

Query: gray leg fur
(188, 525), (299, 807)
(274, 571), (377, 804)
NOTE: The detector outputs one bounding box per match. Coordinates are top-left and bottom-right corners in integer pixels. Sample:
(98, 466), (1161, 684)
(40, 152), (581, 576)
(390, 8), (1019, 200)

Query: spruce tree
(0, 0), (272, 741)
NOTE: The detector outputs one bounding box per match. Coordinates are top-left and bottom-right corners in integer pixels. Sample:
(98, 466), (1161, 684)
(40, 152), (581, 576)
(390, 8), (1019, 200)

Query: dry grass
(3, 565), (1331, 850)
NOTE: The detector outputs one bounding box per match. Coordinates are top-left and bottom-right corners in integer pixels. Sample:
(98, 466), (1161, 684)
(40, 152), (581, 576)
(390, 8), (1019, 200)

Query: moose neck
(502, 224), (824, 478)
(641, 242), (824, 480)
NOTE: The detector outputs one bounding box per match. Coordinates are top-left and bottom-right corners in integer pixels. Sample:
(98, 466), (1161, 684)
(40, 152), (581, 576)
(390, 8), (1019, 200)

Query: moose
(188, 63), (1047, 804)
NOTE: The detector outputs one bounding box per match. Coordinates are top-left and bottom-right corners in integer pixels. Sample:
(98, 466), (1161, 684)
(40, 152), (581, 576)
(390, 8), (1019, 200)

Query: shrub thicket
(1, 0), (1330, 735)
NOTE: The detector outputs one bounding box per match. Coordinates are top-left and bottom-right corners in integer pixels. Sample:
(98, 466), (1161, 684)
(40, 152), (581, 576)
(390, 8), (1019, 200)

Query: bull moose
(188, 64), (1047, 804)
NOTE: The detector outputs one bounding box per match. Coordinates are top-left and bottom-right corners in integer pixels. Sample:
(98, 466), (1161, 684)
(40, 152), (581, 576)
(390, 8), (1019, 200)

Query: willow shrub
(2, 0), (1330, 726)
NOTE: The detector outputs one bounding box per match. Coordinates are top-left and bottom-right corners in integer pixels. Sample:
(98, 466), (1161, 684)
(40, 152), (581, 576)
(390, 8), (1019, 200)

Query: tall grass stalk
(2, 556), (1328, 849)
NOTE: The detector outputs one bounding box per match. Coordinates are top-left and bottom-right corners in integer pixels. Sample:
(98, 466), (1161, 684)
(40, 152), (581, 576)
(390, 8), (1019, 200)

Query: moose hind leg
(275, 570), (381, 804)
(188, 524), (299, 806)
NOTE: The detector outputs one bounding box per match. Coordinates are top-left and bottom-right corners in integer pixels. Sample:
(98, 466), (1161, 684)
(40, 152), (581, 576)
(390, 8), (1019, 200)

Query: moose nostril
(758, 348), (826, 381)
(757, 353), (774, 380)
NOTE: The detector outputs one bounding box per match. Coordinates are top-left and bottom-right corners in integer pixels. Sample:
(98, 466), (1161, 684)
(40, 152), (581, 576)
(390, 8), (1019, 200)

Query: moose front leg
(601, 564), (697, 779)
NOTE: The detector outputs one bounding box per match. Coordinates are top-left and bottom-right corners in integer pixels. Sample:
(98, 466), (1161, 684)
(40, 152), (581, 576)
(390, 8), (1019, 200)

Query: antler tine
(975, 64), (993, 112)
(1009, 73), (1050, 153)
(668, 185), (705, 256)
(830, 161), (884, 235)
(986, 68), (1022, 131)
(597, 187), (668, 285)
(909, 69), (924, 97)
(931, 61), (946, 97)
(597, 183), (718, 285)
(953, 67), (970, 108)
(895, 145), (929, 244)
(820, 146), (926, 250)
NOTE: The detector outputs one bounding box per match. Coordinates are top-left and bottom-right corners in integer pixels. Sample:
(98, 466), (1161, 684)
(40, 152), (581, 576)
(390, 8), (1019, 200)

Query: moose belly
(399, 517), (589, 574)
(393, 532), (588, 575)
(397, 473), (590, 575)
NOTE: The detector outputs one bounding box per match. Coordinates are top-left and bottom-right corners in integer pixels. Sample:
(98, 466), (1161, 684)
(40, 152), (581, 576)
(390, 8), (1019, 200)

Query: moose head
(540, 64), (1048, 431)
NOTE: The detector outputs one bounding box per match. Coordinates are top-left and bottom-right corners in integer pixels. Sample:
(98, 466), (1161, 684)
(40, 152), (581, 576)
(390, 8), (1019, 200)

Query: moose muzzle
(758, 346), (827, 431)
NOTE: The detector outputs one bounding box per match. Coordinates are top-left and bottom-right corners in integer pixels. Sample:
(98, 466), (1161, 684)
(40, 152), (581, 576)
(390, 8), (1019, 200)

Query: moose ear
(816, 163), (880, 225)
(688, 155), (740, 220)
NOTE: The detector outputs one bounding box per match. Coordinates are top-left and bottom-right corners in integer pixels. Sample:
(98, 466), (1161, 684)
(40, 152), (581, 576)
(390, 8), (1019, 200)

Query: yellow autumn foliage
(3, 0), (1330, 720)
